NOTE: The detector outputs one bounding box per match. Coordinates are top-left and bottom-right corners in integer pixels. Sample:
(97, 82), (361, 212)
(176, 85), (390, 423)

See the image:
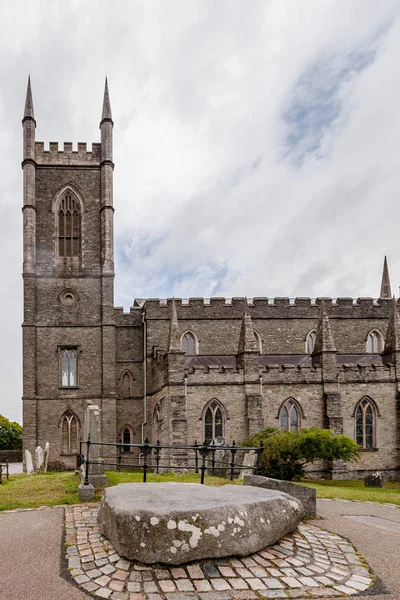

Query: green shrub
(0, 415), (23, 450)
(244, 427), (359, 481)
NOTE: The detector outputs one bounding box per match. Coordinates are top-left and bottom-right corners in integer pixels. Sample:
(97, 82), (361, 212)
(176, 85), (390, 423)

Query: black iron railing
(80, 438), (264, 485)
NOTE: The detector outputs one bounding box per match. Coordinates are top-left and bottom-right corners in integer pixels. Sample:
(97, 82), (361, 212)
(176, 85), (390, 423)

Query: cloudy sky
(1, 0), (400, 422)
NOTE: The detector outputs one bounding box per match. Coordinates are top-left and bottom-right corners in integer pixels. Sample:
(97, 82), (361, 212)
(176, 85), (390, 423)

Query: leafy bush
(0, 415), (23, 450)
(244, 427), (359, 481)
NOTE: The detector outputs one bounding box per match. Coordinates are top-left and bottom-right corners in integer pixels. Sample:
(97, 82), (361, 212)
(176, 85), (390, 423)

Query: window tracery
(181, 331), (197, 354)
(58, 192), (81, 257)
(355, 398), (377, 449)
(203, 400), (225, 443)
(60, 410), (79, 455)
(279, 399), (301, 432)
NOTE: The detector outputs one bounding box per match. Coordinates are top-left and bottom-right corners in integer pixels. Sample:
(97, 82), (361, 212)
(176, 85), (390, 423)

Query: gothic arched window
(181, 331), (197, 354)
(121, 425), (133, 452)
(60, 410), (79, 455)
(366, 330), (382, 353)
(58, 192), (81, 258)
(306, 330), (317, 354)
(121, 371), (133, 398)
(279, 399), (301, 432)
(203, 400), (225, 443)
(254, 330), (262, 352)
(355, 398), (377, 449)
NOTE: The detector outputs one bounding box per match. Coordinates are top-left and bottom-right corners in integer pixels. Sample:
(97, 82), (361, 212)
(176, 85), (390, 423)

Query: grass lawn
(2, 471), (400, 511)
(300, 479), (400, 505)
(0, 470), (238, 511)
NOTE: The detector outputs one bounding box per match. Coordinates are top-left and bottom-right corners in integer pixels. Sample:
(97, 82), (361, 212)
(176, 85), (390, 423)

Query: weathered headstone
(25, 449), (34, 475)
(364, 472), (384, 488)
(43, 442), (50, 473)
(239, 450), (257, 478)
(35, 445), (44, 473)
(207, 437), (229, 477)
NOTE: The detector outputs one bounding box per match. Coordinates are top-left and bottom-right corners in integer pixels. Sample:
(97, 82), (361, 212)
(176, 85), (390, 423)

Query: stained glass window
(356, 398), (376, 449)
(204, 401), (224, 443)
(280, 399), (300, 432)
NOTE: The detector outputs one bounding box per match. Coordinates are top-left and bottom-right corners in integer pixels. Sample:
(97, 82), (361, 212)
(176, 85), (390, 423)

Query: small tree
(0, 415), (23, 451)
(244, 427), (359, 481)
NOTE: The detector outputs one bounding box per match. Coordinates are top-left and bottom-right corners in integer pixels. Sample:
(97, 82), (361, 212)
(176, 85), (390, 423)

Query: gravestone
(207, 437), (229, 477)
(35, 445), (44, 473)
(25, 449), (34, 475)
(239, 450), (257, 478)
(364, 472), (384, 488)
(43, 442), (50, 473)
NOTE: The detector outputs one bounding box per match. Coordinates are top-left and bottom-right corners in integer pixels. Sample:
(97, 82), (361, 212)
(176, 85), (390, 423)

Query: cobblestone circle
(65, 505), (374, 599)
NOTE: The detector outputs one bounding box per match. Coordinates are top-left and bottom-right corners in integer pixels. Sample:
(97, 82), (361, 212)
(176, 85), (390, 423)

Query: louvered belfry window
(58, 193), (80, 257)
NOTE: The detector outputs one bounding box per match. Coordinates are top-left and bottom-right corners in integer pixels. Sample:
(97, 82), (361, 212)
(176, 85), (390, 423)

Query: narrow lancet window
(58, 193), (81, 257)
(204, 401), (224, 443)
(355, 398), (376, 449)
(279, 399), (301, 432)
(60, 348), (78, 387)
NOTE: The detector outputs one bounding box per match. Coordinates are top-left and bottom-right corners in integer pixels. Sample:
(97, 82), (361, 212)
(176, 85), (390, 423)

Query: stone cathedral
(22, 79), (400, 479)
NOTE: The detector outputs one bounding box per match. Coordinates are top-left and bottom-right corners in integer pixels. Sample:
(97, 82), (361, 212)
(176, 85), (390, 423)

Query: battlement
(34, 141), (101, 165)
(140, 296), (394, 320)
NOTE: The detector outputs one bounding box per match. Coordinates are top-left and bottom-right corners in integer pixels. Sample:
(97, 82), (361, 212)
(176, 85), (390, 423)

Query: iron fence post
(141, 438), (151, 482)
(84, 435), (91, 486)
(211, 439), (215, 475)
(194, 440), (199, 473)
(199, 440), (210, 484)
(256, 440), (264, 475)
(117, 441), (122, 472)
(229, 440), (237, 481)
(155, 440), (161, 474)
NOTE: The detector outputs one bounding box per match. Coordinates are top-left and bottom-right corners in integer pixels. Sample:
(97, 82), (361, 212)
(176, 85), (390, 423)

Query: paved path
(0, 507), (87, 600)
(0, 498), (398, 599)
(315, 498), (400, 599)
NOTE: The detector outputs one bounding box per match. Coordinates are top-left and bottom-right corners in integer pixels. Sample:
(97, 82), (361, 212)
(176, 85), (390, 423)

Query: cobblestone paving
(65, 505), (374, 599)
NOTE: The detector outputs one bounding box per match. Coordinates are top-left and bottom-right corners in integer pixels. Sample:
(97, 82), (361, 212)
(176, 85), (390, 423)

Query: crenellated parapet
(339, 362), (393, 383)
(184, 364), (243, 384)
(261, 363), (322, 384)
(140, 296), (395, 320)
(114, 306), (143, 327)
(34, 141), (102, 165)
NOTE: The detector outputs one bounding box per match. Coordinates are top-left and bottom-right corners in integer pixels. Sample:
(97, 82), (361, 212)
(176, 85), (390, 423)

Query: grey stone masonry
(21, 78), (400, 481)
(244, 475), (317, 517)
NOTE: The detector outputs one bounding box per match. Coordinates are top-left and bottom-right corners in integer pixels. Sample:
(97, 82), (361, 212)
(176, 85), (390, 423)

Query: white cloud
(0, 0), (399, 421)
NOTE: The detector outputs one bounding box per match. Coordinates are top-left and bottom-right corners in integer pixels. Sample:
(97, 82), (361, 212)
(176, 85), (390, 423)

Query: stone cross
(25, 449), (34, 475)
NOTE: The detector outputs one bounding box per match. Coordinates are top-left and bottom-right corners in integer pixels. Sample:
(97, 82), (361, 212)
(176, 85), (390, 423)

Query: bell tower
(22, 78), (116, 469)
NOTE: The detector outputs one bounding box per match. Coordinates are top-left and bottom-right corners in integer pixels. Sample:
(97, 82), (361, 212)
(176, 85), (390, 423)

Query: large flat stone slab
(244, 474), (317, 517)
(99, 482), (305, 564)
